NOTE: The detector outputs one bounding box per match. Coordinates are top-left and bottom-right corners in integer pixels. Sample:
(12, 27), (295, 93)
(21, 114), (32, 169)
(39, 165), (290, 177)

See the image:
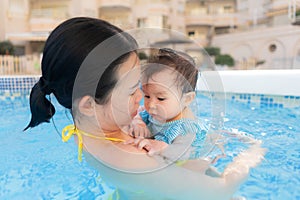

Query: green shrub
(204, 47), (220, 56)
(215, 54), (235, 67)
(0, 40), (15, 55)
(138, 51), (148, 60)
(256, 60), (265, 66)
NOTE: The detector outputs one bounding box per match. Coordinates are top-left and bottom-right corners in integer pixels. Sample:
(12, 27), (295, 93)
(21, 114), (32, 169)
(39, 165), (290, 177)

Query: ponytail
(24, 77), (56, 131)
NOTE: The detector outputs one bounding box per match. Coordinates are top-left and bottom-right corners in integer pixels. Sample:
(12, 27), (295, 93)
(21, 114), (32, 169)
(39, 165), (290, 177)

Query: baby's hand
(125, 137), (168, 156)
(129, 116), (151, 138)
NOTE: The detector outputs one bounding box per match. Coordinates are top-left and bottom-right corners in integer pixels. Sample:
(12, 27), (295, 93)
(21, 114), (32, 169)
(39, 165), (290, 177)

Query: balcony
(107, 20), (135, 30)
(265, 0), (289, 17)
(213, 14), (239, 27)
(99, 0), (132, 11)
(147, 3), (169, 15)
(292, 15), (300, 25)
(185, 13), (239, 27)
(29, 8), (68, 32)
(185, 14), (213, 26)
(271, 0), (289, 10)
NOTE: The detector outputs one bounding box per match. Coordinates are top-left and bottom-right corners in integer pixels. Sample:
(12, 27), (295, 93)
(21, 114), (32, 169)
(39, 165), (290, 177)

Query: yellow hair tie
(61, 124), (125, 162)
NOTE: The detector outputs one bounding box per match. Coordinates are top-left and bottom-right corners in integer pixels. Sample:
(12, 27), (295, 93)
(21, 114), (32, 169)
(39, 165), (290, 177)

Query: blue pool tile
(269, 103), (273, 107)
(2, 77), (300, 109)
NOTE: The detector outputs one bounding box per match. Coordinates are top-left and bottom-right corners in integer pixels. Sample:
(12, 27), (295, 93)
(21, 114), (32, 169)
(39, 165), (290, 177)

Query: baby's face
(142, 68), (186, 123)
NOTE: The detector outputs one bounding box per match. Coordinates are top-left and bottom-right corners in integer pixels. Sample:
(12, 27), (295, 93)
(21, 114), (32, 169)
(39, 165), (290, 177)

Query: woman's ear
(182, 92), (195, 107)
(78, 96), (96, 117)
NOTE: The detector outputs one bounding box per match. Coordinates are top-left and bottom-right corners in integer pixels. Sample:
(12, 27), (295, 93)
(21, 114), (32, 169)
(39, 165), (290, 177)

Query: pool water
(1, 93), (300, 200)
(1, 96), (115, 199)
(225, 102), (300, 200)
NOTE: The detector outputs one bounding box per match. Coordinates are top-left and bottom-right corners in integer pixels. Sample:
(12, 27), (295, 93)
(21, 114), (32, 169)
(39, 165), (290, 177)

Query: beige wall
(0, 0), (6, 40)
(212, 25), (300, 69)
(0, 0), (30, 41)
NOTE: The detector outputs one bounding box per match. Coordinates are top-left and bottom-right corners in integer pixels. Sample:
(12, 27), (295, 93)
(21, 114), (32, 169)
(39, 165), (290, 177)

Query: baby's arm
(137, 123), (187, 157)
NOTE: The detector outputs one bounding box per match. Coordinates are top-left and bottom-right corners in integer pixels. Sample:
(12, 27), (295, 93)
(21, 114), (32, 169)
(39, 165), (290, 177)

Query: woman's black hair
(24, 17), (138, 130)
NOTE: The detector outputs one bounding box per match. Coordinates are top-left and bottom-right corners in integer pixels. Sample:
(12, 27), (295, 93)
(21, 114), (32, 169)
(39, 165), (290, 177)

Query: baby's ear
(183, 92), (195, 106)
(78, 95), (96, 117)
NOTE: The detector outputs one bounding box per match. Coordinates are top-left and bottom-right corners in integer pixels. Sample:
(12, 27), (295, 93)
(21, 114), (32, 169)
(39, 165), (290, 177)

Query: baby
(125, 48), (265, 179)
(127, 48), (209, 160)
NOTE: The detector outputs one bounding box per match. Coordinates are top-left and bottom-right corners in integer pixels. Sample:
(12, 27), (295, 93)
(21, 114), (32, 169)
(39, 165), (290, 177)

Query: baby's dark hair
(143, 48), (198, 93)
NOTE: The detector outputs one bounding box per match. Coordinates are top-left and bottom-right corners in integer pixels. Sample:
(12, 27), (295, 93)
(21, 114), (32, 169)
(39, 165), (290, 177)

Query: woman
(25, 17), (265, 200)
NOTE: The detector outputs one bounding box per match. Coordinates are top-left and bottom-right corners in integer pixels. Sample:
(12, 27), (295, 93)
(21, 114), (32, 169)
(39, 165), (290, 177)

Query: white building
(212, 0), (300, 69)
(0, 0), (299, 69)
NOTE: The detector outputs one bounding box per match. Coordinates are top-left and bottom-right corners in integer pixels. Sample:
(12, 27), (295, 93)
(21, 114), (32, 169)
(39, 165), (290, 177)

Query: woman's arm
(84, 150), (247, 200)
(83, 136), (265, 200)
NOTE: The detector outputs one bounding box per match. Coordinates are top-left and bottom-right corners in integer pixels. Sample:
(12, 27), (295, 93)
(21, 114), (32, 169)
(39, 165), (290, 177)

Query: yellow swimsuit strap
(61, 124), (125, 162)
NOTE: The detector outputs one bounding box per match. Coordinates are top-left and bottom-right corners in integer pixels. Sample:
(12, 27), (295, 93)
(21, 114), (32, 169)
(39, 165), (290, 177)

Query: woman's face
(96, 53), (142, 130)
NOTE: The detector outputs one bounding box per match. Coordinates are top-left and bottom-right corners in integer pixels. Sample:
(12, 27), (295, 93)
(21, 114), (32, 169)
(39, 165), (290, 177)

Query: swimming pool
(1, 74), (300, 200)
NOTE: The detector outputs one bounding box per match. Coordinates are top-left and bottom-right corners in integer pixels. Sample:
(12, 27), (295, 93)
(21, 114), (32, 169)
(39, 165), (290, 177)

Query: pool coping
(197, 69), (300, 96)
(1, 71), (300, 108)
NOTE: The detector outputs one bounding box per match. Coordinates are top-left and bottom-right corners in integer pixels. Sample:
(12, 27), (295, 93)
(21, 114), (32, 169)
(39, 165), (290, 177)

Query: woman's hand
(125, 137), (168, 156)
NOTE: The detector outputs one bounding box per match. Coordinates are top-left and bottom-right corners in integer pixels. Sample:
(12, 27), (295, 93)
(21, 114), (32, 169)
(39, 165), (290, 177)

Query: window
(84, 9), (96, 18)
(148, 15), (169, 28)
(9, 0), (27, 16)
(137, 18), (147, 28)
(224, 5), (233, 13)
(269, 44), (277, 53)
(188, 31), (195, 37)
(162, 15), (168, 29)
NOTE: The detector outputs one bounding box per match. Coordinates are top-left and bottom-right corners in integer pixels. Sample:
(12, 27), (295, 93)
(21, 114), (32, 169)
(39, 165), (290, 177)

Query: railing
(235, 57), (300, 70)
(31, 8), (68, 19)
(185, 13), (240, 26)
(272, 57), (300, 69)
(288, 0), (300, 23)
(99, 0), (132, 8)
(29, 8), (68, 32)
(0, 55), (41, 75)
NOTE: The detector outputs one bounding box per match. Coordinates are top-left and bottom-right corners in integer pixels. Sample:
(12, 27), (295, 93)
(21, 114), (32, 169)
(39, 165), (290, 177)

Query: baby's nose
(149, 101), (156, 109)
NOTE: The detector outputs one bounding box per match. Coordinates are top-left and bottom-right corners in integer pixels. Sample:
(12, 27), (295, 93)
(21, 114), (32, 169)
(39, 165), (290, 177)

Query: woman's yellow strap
(80, 131), (125, 142)
(175, 160), (188, 167)
(62, 124), (83, 162)
(61, 124), (125, 162)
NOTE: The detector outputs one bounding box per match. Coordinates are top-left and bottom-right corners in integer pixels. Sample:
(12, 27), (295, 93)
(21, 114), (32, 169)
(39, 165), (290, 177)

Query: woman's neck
(75, 117), (122, 138)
